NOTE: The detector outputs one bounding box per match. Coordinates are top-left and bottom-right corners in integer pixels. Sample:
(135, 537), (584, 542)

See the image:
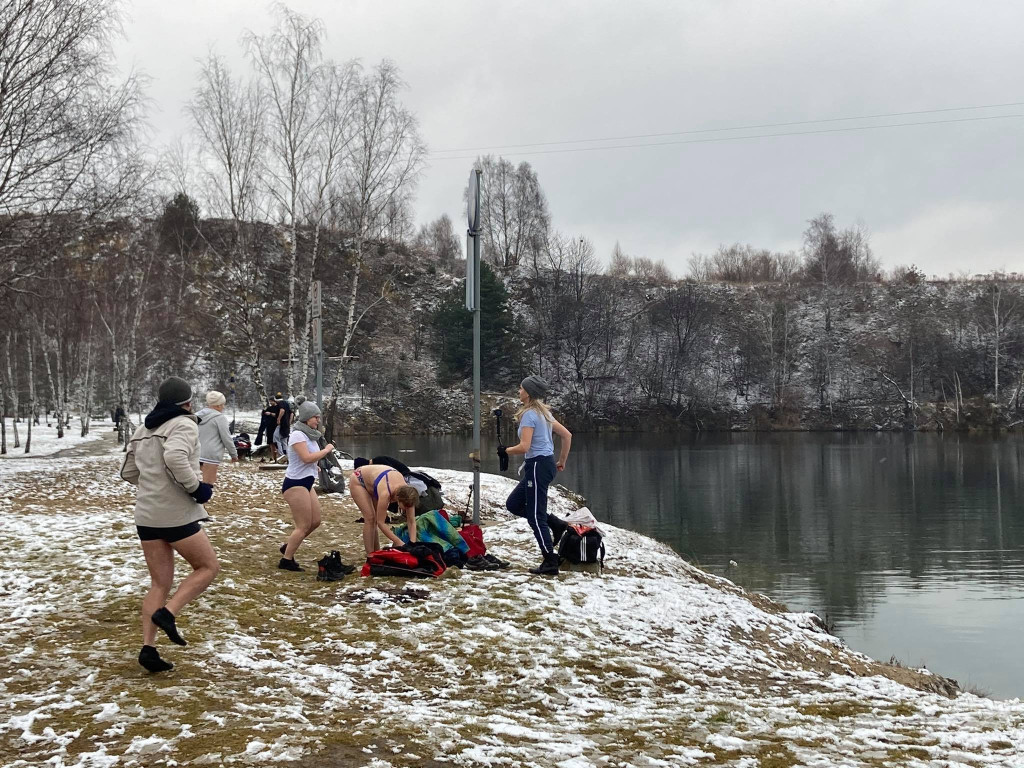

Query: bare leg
(201, 463), (218, 485)
(163, 530), (220, 617)
(307, 488), (322, 536)
(349, 476), (379, 555)
(283, 486), (312, 559)
(141, 540), (175, 646)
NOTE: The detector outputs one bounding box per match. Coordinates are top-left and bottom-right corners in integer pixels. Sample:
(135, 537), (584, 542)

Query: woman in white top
(278, 401), (334, 572)
(195, 390), (238, 484)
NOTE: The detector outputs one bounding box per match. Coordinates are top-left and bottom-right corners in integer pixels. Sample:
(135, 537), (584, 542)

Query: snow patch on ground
(0, 417), (104, 459)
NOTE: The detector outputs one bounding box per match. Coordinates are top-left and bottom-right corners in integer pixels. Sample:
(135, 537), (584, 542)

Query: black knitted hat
(158, 376), (192, 405)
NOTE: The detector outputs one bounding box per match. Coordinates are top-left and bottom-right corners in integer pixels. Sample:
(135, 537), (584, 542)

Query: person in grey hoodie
(120, 376), (220, 673)
(196, 390), (238, 484)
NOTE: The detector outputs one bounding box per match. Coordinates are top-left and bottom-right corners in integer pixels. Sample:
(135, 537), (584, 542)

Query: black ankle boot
(529, 552), (560, 575)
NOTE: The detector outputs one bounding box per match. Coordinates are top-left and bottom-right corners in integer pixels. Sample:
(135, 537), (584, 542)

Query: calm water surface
(343, 431), (1024, 700)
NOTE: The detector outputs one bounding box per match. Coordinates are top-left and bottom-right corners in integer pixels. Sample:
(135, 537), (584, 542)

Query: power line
(429, 112), (1024, 162)
(431, 100), (1024, 155)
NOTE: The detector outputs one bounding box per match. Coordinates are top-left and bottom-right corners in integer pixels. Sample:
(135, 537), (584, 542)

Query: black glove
(497, 445), (509, 472)
(190, 482), (214, 504)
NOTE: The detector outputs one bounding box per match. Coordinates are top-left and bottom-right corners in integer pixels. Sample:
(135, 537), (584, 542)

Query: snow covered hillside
(1, 455), (1022, 767)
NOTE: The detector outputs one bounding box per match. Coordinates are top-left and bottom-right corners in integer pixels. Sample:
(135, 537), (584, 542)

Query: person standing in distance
(278, 401), (334, 571)
(272, 393), (292, 461)
(196, 390), (238, 484)
(255, 397), (277, 453)
(120, 376), (220, 673)
(499, 375), (573, 575)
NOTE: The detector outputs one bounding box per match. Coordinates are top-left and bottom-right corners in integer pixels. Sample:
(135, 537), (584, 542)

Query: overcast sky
(115, 0), (1024, 277)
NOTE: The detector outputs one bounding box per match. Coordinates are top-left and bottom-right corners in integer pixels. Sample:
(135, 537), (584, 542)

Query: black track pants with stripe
(505, 454), (557, 554)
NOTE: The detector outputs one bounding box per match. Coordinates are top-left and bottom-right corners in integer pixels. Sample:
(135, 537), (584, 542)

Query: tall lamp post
(466, 168), (482, 525)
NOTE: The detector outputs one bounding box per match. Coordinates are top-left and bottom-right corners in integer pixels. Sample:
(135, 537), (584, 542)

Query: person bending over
(120, 376), (220, 673)
(348, 464), (420, 556)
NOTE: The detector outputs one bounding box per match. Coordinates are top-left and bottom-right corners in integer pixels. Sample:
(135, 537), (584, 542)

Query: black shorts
(137, 521), (203, 542)
(282, 476), (315, 493)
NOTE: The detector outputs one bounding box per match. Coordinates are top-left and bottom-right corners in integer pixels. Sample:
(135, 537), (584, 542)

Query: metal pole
(312, 280), (323, 408)
(472, 227), (481, 525)
(315, 339), (323, 409)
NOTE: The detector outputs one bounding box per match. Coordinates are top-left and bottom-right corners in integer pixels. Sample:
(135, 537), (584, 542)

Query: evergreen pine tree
(433, 263), (523, 387)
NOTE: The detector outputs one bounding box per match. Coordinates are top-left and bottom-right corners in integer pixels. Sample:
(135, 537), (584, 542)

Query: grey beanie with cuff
(521, 375), (549, 400)
(296, 401), (322, 423)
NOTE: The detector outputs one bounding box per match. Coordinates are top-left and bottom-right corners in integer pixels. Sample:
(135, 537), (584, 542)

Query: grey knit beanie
(521, 375), (549, 400)
(158, 376), (193, 405)
(296, 401), (322, 423)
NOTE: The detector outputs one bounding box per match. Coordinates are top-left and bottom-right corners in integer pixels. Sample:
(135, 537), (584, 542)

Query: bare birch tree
(187, 54), (271, 399)
(472, 156), (550, 271)
(978, 281), (1021, 401)
(246, 5), (326, 394)
(4, 331), (21, 448)
(324, 60), (425, 437)
(0, 0), (144, 297)
(293, 60), (359, 394)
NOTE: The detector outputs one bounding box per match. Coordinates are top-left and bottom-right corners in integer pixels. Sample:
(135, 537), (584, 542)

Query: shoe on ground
(484, 553), (511, 570)
(466, 555), (500, 571)
(316, 552), (347, 581)
(330, 550), (356, 575)
(529, 552), (560, 575)
(278, 557), (304, 572)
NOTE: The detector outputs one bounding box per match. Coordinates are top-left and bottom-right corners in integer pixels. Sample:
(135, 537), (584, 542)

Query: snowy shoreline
(1, 455), (1023, 766)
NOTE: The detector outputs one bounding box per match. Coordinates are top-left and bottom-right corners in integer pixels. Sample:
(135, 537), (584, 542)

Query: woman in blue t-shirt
(500, 375), (572, 575)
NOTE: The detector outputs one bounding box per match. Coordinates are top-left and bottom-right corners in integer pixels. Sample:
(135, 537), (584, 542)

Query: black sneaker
(466, 555), (500, 571)
(278, 557), (304, 572)
(484, 553), (511, 570)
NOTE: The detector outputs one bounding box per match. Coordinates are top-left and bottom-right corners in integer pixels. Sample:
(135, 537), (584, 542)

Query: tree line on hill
(2, 1), (1022, 453)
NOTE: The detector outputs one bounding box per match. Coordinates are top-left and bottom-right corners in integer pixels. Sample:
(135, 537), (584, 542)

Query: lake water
(341, 430), (1024, 700)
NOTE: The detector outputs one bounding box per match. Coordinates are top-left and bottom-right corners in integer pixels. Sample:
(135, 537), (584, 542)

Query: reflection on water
(343, 431), (1024, 700)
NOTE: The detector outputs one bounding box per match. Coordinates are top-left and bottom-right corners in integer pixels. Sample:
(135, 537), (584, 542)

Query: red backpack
(460, 524), (486, 558)
(361, 542), (447, 578)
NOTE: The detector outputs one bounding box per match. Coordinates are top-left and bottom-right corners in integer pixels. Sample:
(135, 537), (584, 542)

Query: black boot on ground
(316, 552), (349, 581)
(529, 552), (560, 575)
(331, 550), (356, 575)
(278, 557), (304, 571)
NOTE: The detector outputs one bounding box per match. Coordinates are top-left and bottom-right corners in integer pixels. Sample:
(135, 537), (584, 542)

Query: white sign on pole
(466, 232), (476, 311)
(467, 170), (480, 232)
(312, 316), (322, 353)
(311, 280), (322, 318)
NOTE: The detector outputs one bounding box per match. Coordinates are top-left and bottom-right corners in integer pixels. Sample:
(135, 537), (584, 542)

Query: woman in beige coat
(121, 376), (220, 673)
